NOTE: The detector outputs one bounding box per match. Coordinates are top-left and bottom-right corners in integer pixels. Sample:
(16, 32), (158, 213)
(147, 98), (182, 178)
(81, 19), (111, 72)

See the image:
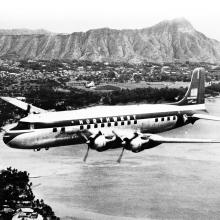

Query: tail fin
(174, 67), (205, 106)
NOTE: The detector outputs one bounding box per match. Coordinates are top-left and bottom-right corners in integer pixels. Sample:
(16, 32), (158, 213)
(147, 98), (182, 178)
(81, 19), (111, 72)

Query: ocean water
(1, 98), (220, 220)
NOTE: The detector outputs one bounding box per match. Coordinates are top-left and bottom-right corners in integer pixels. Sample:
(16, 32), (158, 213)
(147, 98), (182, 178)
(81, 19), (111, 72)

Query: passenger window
(155, 118), (158, 122)
(61, 127), (65, 133)
(173, 116), (176, 120)
(80, 125), (84, 130)
(53, 128), (57, 132)
(114, 122), (118, 126)
(101, 123), (104, 128)
(161, 118), (164, 122)
(167, 117), (170, 121)
(94, 124), (98, 128)
(134, 120), (137, 124)
(121, 121), (124, 126)
(127, 121), (131, 125)
(87, 124), (91, 129)
(107, 122), (111, 127)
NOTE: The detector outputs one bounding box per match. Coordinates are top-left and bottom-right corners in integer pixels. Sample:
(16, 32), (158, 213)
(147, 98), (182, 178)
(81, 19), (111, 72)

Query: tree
(0, 167), (34, 209)
(0, 167), (59, 219)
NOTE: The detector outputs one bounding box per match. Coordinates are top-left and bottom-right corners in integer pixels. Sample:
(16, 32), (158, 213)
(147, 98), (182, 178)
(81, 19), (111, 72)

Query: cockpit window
(11, 122), (30, 130)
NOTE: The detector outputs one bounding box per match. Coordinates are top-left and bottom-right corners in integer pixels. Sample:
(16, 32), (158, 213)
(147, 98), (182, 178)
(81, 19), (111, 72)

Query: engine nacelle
(127, 136), (160, 153)
(93, 135), (108, 149)
(89, 134), (121, 152)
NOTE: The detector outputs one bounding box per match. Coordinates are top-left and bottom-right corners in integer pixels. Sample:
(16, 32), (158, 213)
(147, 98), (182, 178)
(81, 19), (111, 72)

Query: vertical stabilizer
(174, 67), (205, 106)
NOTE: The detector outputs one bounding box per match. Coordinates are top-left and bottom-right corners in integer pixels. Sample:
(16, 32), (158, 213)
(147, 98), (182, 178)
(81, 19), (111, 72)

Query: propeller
(114, 131), (139, 163)
(117, 145), (125, 163)
(79, 133), (90, 162)
(83, 145), (90, 162)
(80, 131), (102, 162)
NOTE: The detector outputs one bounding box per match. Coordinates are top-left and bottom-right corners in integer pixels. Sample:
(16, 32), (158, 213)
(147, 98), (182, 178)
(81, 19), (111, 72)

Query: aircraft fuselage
(3, 103), (204, 150)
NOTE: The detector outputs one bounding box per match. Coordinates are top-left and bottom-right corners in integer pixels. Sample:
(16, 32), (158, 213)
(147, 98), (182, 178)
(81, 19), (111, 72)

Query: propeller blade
(117, 147), (125, 163)
(83, 145), (90, 162)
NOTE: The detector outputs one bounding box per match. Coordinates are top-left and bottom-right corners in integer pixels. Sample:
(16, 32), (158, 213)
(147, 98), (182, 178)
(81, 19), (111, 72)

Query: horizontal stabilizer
(149, 134), (220, 144)
(191, 113), (220, 121)
(0, 96), (46, 114)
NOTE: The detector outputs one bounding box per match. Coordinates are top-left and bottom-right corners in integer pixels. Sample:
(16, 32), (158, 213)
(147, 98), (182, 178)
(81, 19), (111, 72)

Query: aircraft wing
(112, 129), (220, 144)
(0, 96), (47, 114)
(191, 113), (220, 121)
(149, 134), (220, 144)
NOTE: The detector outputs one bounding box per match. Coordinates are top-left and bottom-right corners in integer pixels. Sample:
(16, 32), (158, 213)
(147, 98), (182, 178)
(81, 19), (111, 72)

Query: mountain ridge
(0, 28), (52, 35)
(0, 18), (220, 63)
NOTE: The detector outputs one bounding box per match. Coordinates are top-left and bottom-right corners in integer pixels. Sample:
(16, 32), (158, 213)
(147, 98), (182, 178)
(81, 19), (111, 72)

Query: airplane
(1, 67), (220, 163)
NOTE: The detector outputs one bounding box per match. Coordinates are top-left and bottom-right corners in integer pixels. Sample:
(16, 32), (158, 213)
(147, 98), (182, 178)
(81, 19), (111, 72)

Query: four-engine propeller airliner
(1, 67), (220, 162)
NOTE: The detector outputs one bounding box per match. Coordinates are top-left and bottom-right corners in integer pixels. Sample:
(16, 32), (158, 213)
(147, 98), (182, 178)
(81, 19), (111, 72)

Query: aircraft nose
(3, 133), (14, 145)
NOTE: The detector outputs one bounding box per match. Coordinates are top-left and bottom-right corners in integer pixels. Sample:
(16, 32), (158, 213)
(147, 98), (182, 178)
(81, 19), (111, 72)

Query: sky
(0, 0), (220, 40)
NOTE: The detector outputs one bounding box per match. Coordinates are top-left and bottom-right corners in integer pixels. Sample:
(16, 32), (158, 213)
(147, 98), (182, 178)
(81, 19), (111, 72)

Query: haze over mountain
(0, 18), (220, 63)
(0, 29), (52, 35)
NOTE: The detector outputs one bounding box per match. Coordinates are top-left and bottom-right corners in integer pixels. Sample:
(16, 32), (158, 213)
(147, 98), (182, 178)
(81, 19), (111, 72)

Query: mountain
(0, 18), (220, 63)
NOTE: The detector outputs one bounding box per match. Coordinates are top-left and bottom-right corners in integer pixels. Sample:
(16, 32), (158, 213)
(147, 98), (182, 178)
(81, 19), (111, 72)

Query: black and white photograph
(1, 0), (220, 219)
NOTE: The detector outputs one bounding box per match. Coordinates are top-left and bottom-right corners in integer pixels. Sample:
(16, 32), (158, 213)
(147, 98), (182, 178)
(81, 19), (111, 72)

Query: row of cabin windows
(52, 120), (137, 132)
(79, 120), (137, 130)
(49, 116), (177, 132)
(155, 116), (176, 122)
